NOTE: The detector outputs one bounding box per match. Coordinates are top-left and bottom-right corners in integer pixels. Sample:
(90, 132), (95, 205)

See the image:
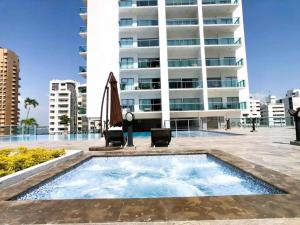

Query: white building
(49, 80), (78, 134)
(249, 96), (261, 118)
(77, 84), (88, 133)
(278, 89), (300, 117)
(79, 0), (250, 130)
(261, 96), (286, 127)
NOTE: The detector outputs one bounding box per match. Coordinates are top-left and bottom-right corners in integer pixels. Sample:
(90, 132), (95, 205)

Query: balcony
(206, 58), (243, 67)
(207, 79), (245, 88)
(79, 7), (87, 13)
(168, 38), (200, 46)
(122, 105), (135, 112)
(139, 81), (161, 89)
(138, 58), (160, 68)
(79, 26), (87, 38)
(169, 80), (202, 89)
(79, 46), (87, 56)
(167, 18), (198, 26)
(139, 103), (161, 112)
(208, 102), (246, 110)
(204, 17), (240, 25)
(202, 0), (238, 4)
(168, 58), (201, 67)
(205, 37), (241, 46)
(138, 38), (159, 47)
(119, 0), (157, 7)
(170, 102), (204, 111)
(166, 0), (198, 6)
(119, 19), (158, 27)
(79, 66), (87, 77)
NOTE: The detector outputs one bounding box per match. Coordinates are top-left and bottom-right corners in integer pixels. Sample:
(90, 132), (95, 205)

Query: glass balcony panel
(166, 0), (198, 6)
(205, 38), (241, 45)
(119, 19), (133, 27)
(122, 105), (135, 112)
(139, 82), (161, 89)
(79, 26), (87, 32)
(137, 19), (158, 26)
(120, 38), (134, 47)
(170, 103), (204, 111)
(139, 103), (161, 111)
(137, 0), (158, 6)
(168, 39), (200, 46)
(79, 66), (87, 73)
(169, 59), (201, 67)
(80, 7), (87, 13)
(138, 59), (160, 68)
(119, 0), (133, 7)
(203, 17), (240, 25)
(169, 80), (202, 89)
(120, 83), (135, 90)
(207, 80), (240, 88)
(167, 19), (198, 25)
(202, 0), (238, 4)
(206, 58), (243, 66)
(138, 39), (159, 47)
(79, 46), (87, 52)
(208, 102), (246, 110)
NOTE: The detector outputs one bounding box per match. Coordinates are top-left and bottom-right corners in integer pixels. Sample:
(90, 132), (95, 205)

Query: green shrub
(0, 147), (65, 178)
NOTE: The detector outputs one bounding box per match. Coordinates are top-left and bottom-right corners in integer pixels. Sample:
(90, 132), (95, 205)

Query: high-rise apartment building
(79, 0), (250, 130)
(77, 84), (88, 133)
(278, 89), (300, 117)
(261, 96), (286, 127)
(0, 48), (20, 135)
(249, 96), (261, 118)
(49, 80), (77, 134)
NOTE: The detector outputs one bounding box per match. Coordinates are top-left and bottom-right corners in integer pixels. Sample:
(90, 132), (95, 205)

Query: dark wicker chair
(104, 128), (126, 147)
(151, 128), (172, 147)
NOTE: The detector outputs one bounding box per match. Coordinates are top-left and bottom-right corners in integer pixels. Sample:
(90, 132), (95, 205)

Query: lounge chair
(151, 128), (172, 147)
(104, 127), (126, 147)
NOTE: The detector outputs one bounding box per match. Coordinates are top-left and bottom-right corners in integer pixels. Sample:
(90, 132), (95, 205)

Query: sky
(0, 0), (299, 125)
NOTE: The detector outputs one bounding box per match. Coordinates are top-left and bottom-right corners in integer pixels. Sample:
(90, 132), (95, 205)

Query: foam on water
(16, 154), (283, 200)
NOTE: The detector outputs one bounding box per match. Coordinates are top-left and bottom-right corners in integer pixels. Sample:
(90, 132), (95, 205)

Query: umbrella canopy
(109, 74), (123, 127)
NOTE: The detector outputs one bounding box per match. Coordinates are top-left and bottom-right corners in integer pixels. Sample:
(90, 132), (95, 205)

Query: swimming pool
(0, 130), (234, 143)
(16, 154), (283, 200)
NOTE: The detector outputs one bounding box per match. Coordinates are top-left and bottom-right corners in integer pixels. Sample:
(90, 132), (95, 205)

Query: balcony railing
(169, 80), (202, 89)
(139, 81), (161, 89)
(168, 38), (200, 46)
(206, 58), (243, 66)
(167, 18), (198, 25)
(122, 105), (135, 112)
(79, 7), (87, 13)
(138, 59), (160, 68)
(166, 0), (198, 6)
(119, 39), (134, 47)
(79, 46), (87, 53)
(205, 37), (241, 45)
(79, 66), (87, 73)
(120, 84), (135, 90)
(79, 26), (87, 32)
(78, 107), (86, 114)
(202, 0), (238, 5)
(119, 0), (158, 7)
(168, 59), (201, 67)
(208, 102), (246, 110)
(139, 103), (161, 112)
(207, 79), (245, 88)
(119, 19), (158, 27)
(204, 17), (240, 25)
(138, 38), (159, 47)
(170, 103), (204, 111)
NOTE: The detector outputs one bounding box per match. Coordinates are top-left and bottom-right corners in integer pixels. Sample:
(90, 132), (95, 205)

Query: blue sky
(0, 0), (299, 125)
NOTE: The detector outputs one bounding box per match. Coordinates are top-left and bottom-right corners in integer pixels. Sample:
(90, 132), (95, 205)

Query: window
(121, 78), (134, 90)
(119, 18), (133, 27)
(122, 99), (134, 112)
(120, 57), (134, 69)
(120, 38), (133, 47)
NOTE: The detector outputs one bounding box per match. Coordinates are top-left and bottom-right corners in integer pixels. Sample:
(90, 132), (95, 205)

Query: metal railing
(230, 117), (294, 128)
(166, 0), (198, 6)
(168, 58), (201, 67)
(204, 17), (240, 25)
(167, 18), (198, 25)
(168, 38), (200, 46)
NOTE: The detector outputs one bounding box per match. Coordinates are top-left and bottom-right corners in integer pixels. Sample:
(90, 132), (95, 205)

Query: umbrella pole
(105, 86), (109, 147)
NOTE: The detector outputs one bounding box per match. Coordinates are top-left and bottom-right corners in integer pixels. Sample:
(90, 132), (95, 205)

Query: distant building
(278, 89), (300, 117)
(0, 48), (20, 135)
(261, 96), (286, 127)
(249, 96), (261, 118)
(77, 84), (88, 133)
(49, 80), (77, 134)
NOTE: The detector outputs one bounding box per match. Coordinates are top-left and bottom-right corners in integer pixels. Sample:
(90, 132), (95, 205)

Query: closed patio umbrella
(109, 73), (123, 127)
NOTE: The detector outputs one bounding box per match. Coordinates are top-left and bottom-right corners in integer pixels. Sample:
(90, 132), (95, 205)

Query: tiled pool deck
(0, 127), (300, 224)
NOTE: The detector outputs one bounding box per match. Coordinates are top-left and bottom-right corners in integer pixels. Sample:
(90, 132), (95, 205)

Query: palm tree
(24, 98), (39, 119)
(21, 118), (38, 135)
(59, 115), (70, 134)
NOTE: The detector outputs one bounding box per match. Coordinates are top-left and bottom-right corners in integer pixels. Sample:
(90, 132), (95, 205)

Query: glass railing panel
(168, 39), (200, 46)
(119, 0), (133, 7)
(79, 46), (87, 52)
(167, 18), (198, 25)
(169, 80), (202, 89)
(204, 17), (240, 25)
(120, 62), (134, 69)
(138, 59), (160, 68)
(119, 39), (134, 47)
(206, 58), (243, 66)
(122, 105), (135, 112)
(207, 80), (239, 88)
(79, 26), (87, 32)
(79, 66), (87, 73)
(120, 83), (135, 90)
(166, 0), (198, 6)
(139, 82), (161, 89)
(139, 104), (161, 111)
(208, 102), (245, 110)
(137, 0), (158, 6)
(205, 37), (241, 45)
(168, 59), (201, 67)
(202, 0), (238, 5)
(80, 7), (87, 13)
(170, 103), (204, 111)
(138, 39), (159, 47)
(137, 19), (158, 26)
(78, 107), (87, 114)
(119, 20), (133, 27)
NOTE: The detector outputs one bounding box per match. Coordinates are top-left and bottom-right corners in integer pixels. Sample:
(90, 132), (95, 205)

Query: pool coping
(0, 148), (300, 224)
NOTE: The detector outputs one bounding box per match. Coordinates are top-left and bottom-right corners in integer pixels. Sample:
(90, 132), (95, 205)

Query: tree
(24, 98), (39, 119)
(21, 118), (38, 127)
(59, 115), (70, 134)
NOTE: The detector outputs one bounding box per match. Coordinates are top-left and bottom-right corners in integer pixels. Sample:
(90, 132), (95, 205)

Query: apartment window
(121, 78), (134, 90)
(120, 38), (133, 47)
(122, 99), (134, 112)
(119, 18), (133, 27)
(227, 97), (239, 103)
(120, 57), (134, 69)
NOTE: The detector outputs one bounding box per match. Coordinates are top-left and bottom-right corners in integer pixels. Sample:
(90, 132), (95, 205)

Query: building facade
(278, 89), (300, 117)
(261, 96), (286, 127)
(79, 0), (250, 130)
(249, 96), (261, 118)
(49, 80), (77, 134)
(77, 84), (88, 133)
(0, 48), (20, 135)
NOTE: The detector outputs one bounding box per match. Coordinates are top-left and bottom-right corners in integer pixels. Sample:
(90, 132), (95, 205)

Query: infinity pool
(0, 130), (234, 143)
(16, 154), (282, 200)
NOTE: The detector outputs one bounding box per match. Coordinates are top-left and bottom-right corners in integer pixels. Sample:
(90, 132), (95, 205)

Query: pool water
(0, 130), (234, 143)
(16, 154), (283, 200)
